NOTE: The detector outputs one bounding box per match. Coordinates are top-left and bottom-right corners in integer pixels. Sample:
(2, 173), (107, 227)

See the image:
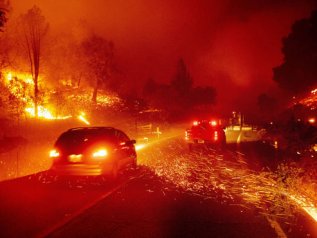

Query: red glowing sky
(10, 0), (316, 112)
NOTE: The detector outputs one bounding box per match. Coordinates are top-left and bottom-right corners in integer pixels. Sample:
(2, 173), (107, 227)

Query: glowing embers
(288, 194), (317, 222)
(25, 104), (72, 120)
(5, 71), (34, 85)
(139, 139), (317, 225)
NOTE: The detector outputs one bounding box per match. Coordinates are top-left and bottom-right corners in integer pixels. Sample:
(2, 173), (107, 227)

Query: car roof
(62, 127), (126, 137)
(56, 127), (129, 143)
(67, 127), (117, 132)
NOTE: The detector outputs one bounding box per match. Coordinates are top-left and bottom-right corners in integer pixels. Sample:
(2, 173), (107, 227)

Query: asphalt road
(0, 136), (316, 238)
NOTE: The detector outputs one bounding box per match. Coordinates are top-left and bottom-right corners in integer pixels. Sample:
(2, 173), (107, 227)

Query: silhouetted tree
(0, 0), (9, 32)
(82, 34), (114, 103)
(171, 58), (193, 96)
(142, 78), (158, 98)
(273, 10), (317, 94)
(19, 5), (49, 117)
(0, 0), (10, 72)
(142, 59), (217, 120)
(191, 86), (216, 106)
(257, 93), (277, 113)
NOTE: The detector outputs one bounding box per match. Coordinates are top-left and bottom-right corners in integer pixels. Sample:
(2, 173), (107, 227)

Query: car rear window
(55, 129), (116, 148)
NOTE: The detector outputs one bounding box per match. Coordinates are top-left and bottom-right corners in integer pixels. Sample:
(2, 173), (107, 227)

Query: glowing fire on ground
(289, 194), (317, 222)
(3, 70), (121, 123)
(4, 71), (72, 120)
(25, 106), (71, 120)
(298, 87), (317, 109)
(3, 71), (91, 124)
(138, 139), (317, 225)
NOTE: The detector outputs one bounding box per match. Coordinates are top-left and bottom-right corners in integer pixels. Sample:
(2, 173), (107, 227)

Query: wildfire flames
(298, 88), (317, 110)
(2, 70), (120, 124)
(4, 71), (72, 120)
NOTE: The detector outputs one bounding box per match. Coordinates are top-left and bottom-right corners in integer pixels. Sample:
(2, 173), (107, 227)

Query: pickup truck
(185, 119), (226, 150)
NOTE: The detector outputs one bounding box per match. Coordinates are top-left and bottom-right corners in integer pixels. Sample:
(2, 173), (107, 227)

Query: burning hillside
(0, 70), (122, 123)
(298, 89), (317, 111)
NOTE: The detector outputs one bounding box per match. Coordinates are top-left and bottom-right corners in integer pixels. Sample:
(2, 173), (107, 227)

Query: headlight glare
(49, 149), (60, 158)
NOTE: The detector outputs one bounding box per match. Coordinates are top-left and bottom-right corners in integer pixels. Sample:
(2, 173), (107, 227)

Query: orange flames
(3, 69), (122, 125)
(3, 71), (86, 123)
(25, 104), (72, 120)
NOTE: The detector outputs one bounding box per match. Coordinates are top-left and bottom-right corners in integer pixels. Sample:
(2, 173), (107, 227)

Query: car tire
(110, 162), (118, 180)
(131, 158), (137, 170)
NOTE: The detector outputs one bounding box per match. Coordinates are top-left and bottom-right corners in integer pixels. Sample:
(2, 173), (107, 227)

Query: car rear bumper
(51, 163), (113, 176)
(189, 139), (224, 144)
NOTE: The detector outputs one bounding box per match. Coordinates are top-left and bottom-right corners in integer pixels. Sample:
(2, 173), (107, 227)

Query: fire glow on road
(289, 194), (317, 222)
(138, 138), (317, 226)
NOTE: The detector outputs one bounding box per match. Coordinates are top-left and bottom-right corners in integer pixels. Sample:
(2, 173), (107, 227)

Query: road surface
(0, 135), (316, 237)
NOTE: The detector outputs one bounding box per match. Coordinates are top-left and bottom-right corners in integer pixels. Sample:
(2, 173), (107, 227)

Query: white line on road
(265, 215), (288, 238)
(37, 178), (136, 238)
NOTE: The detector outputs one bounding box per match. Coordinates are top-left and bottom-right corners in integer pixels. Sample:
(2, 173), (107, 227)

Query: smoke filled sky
(10, 0), (317, 113)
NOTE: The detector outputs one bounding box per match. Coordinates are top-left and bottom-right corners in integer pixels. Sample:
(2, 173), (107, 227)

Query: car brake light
(92, 149), (108, 159)
(49, 149), (60, 158)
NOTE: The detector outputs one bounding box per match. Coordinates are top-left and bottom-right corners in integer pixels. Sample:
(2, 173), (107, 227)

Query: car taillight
(193, 121), (199, 126)
(92, 149), (108, 159)
(214, 131), (218, 141)
(49, 149), (60, 158)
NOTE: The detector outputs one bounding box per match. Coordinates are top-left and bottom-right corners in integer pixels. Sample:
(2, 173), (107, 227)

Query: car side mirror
(125, 139), (136, 145)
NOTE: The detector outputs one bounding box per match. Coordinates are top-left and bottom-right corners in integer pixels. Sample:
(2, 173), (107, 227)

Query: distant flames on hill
(298, 89), (317, 110)
(2, 70), (121, 124)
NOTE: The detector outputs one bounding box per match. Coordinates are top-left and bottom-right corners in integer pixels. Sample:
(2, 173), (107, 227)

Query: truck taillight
(214, 131), (218, 141)
(185, 131), (189, 140)
(210, 120), (217, 126)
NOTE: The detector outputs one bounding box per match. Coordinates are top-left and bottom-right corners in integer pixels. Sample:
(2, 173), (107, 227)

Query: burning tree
(0, 0), (10, 70)
(0, 1), (8, 32)
(18, 5), (48, 118)
(82, 34), (114, 103)
(171, 58), (193, 96)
